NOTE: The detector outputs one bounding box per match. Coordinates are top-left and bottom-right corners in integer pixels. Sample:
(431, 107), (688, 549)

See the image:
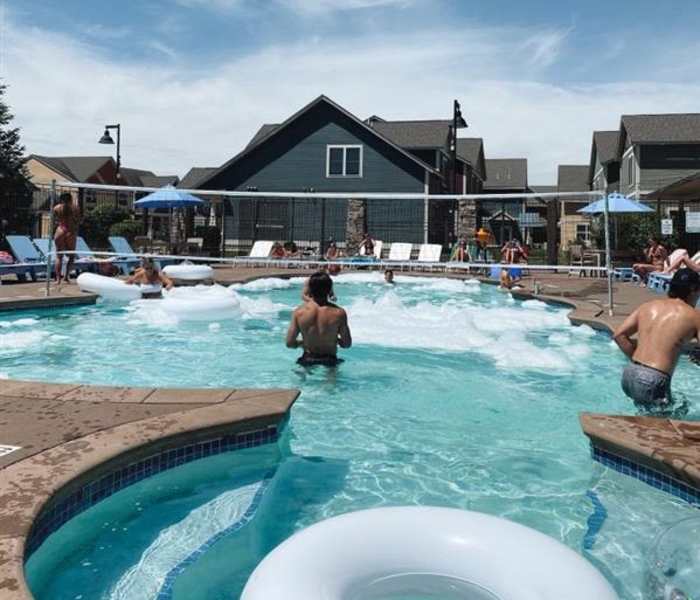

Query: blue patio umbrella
(577, 193), (653, 316)
(133, 185), (206, 209)
(577, 193), (653, 215)
(134, 186), (207, 251)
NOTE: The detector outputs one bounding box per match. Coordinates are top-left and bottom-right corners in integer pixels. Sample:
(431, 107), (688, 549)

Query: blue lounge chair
(4, 236), (48, 282)
(647, 272), (672, 293)
(76, 237), (134, 275)
(108, 236), (144, 272)
(110, 236), (177, 269)
(34, 238), (95, 276)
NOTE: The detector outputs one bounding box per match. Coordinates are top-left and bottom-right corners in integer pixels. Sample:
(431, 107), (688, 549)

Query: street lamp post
(99, 124), (121, 209)
(450, 100), (468, 245)
(98, 124), (121, 179)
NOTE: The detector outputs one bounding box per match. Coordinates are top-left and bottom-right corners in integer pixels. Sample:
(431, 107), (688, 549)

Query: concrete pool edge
(0, 381), (299, 600)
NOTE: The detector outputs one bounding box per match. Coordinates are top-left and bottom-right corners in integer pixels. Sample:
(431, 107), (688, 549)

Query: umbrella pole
(604, 194), (613, 316)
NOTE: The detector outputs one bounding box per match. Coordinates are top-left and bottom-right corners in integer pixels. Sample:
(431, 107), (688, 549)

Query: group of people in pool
(53, 192), (698, 414)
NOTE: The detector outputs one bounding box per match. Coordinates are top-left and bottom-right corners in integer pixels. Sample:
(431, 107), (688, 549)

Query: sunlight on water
(7, 275), (698, 600)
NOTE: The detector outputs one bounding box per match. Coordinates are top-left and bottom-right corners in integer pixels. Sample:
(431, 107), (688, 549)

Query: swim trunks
(297, 352), (343, 367)
(621, 361), (672, 408)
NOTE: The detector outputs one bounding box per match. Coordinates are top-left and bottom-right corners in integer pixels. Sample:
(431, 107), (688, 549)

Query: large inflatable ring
(242, 507), (618, 600)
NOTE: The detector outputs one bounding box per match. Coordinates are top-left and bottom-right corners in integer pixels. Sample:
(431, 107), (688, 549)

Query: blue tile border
(155, 469), (275, 600)
(591, 444), (700, 507)
(25, 423), (281, 559)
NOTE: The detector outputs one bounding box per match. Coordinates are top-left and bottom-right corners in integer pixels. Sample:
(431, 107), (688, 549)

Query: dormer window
(326, 145), (363, 177)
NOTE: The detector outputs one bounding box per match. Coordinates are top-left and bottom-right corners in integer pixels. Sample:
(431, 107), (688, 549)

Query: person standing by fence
(53, 192), (81, 284)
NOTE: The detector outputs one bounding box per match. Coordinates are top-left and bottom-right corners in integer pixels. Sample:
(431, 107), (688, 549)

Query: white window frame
(326, 145), (363, 178)
(576, 222), (591, 243)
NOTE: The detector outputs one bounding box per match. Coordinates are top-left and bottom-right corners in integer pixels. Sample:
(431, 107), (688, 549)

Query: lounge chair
(646, 249), (698, 294)
(249, 240), (274, 259)
(4, 236), (48, 282)
(387, 243), (413, 263)
(417, 244), (442, 262)
(34, 238), (96, 276)
(359, 240), (383, 260)
(76, 237), (135, 275)
(108, 236), (146, 272)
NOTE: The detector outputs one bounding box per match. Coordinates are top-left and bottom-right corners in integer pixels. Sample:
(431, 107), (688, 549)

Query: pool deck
(0, 266), (696, 597)
(0, 381), (298, 599)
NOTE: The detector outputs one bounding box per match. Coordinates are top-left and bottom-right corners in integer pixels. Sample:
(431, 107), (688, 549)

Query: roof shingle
(621, 113), (700, 145)
(592, 131), (620, 165)
(30, 155), (113, 182)
(557, 165), (589, 192)
(483, 159), (527, 190)
(178, 167), (218, 189)
(368, 120), (451, 149)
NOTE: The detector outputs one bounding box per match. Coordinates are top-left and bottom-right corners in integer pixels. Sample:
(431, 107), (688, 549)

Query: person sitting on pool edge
(126, 257), (174, 298)
(286, 271), (351, 366)
(613, 269), (700, 415)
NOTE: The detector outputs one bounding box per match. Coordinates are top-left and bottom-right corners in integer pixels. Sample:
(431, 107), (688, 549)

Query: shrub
(109, 219), (143, 243)
(80, 206), (130, 248)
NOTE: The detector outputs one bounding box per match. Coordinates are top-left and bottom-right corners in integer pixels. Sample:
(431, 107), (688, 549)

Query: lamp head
(99, 129), (114, 144)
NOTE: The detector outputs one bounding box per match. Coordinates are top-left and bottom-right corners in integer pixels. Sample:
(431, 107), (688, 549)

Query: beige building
(557, 165), (592, 250)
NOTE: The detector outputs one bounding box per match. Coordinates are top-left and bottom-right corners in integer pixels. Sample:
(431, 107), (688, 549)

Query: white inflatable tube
(159, 291), (239, 321)
(163, 262), (214, 281)
(77, 273), (142, 302)
(242, 507), (619, 600)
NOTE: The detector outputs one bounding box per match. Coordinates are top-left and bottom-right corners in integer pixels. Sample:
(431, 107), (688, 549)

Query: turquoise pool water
(2, 273), (697, 600)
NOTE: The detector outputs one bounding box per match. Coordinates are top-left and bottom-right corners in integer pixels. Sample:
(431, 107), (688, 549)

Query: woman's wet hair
(668, 269), (700, 300)
(141, 257), (156, 270)
(308, 271), (333, 303)
(59, 192), (72, 204)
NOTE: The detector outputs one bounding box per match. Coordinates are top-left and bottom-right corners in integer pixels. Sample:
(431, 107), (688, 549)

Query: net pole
(45, 181), (56, 296)
(604, 194), (613, 316)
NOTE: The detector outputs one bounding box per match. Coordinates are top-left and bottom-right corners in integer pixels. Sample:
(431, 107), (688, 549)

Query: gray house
(618, 114), (700, 198)
(589, 130), (620, 194)
(481, 158), (528, 243)
(195, 95), (483, 250)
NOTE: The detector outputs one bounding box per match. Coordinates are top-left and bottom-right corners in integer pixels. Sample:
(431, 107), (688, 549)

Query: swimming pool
(2, 273), (697, 599)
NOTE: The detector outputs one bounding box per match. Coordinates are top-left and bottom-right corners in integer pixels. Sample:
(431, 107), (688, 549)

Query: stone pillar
(455, 199), (477, 241)
(345, 198), (366, 254)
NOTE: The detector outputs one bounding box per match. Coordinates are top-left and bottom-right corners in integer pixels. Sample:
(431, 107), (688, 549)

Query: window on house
(576, 223), (590, 243)
(326, 145), (363, 177)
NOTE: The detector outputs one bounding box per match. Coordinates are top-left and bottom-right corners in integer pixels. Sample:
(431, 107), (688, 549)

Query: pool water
(3, 273), (697, 600)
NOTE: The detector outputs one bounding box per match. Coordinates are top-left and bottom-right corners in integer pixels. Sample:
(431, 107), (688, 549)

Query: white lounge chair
(359, 240), (383, 260)
(416, 244), (443, 272)
(388, 243), (412, 264)
(417, 244), (442, 262)
(249, 241), (274, 259)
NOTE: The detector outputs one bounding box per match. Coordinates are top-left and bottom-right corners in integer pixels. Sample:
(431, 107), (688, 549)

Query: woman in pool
(53, 192), (81, 284)
(126, 258), (174, 298)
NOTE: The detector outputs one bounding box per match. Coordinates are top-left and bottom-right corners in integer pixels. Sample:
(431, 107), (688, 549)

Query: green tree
(0, 81), (33, 234)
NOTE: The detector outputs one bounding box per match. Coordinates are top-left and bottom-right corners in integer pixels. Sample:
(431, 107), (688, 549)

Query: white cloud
(278, 0), (414, 13)
(4, 16), (700, 184)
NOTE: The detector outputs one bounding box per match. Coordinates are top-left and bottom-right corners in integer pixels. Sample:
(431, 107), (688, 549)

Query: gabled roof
(456, 138), (486, 180)
(483, 158), (527, 190)
(367, 119), (451, 149)
(120, 167), (156, 187)
(141, 174), (179, 188)
(246, 124), (278, 149)
(29, 155), (113, 182)
(528, 185), (557, 205)
(198, 95), (439, 189)
(178, 167), (218, 189)
(589, 130), (620, 183)
(618, 113), (700, 156)
(557, 165), (589, 192)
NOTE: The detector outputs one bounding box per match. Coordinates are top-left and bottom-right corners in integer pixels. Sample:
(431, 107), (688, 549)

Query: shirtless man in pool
(613, 269), (700, 413)
(286, 271), (351, 366)
(53, 192), (81, 284)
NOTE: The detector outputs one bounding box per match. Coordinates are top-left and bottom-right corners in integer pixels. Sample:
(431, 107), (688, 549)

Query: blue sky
(4, 0), (700, 182)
